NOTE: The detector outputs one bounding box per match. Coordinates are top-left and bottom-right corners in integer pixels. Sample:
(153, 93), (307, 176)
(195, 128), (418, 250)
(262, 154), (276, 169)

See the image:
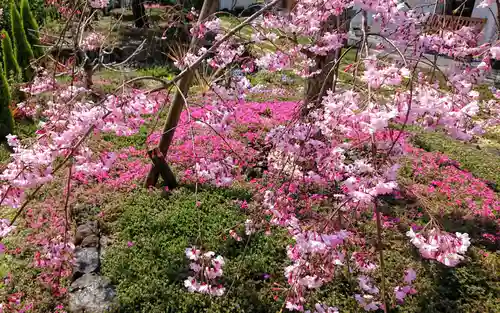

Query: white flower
(184, 277), (198, 292)
(203, 251), (215, 258)
(185, 247), (200, 261)
(299, 275), (323, 289)
(189, 262), (202, 272)
(212, 255), (225, 266)
(244, 219), (255, 235)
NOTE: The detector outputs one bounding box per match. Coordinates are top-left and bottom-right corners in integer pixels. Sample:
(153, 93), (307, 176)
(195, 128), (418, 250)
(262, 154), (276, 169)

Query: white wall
(349, 0), (498, 45)
(472, 2), (499, 44)
(219, 0), (256, 10)
(349, 0), (436, 33)
(349, 6), (375, 32)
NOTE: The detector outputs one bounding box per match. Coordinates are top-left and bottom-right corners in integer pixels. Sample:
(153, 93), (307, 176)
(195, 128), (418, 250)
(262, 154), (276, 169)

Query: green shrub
(0, 0), (12, 33)
(24, 0), (47, 25)
(101, 187), (290, 313)
(100, 186), (500, 313)
(10, 0), (34, 81)
(1, 0), (46, 28)
(0, 64), (14, 141)
(20, 0), (43, 58)
(136, 66), (174, 79)
(1, 29), (21, 80)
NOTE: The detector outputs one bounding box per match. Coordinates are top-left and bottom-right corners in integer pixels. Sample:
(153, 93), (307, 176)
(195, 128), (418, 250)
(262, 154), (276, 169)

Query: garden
(0, 0), (499, 312)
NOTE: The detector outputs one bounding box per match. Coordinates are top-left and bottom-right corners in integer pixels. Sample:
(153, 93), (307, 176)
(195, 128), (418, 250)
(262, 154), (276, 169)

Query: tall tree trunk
(301, 9), (352, 117)
(132, 0), (148, 28)
(145, 0), (217, 188)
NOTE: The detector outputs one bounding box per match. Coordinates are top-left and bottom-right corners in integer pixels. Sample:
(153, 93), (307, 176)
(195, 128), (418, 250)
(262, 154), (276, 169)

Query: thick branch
(145, 0), (281, 188)
(144, 0), (216, 188)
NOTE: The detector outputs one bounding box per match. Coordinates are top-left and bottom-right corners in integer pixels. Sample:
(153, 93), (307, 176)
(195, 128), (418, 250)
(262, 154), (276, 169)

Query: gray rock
(74, 247), (99, 275)
(69, 273), (117, 313)
(99, 236), (111, 249)
(99, 236), (112, 262)
(75, 221), (99, 245)
(81, 235), (100, 248)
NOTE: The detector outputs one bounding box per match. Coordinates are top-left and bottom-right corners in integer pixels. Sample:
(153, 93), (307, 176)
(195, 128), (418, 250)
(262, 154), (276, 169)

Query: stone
(99, 236), (111, 249)
(74, 247), (99, 275)
(99, 236), (112, 262)
(75, 221), (99, 245)
(69, 273), (117, 313)
(80, 234), (100, 248)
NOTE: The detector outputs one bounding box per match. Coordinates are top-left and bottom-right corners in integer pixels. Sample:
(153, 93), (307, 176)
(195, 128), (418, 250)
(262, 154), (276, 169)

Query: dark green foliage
(1, 30), (21, 79)
(0, 0), (12, 35)
(101, 187), (290, 313)
(24, 0), (47, 25)
(0, 64), (14, 141)
(20, 0), (43, 58)
(412, 131), (500, 187)
(10, 1), (34, 81)
(1, 0), (54, 42)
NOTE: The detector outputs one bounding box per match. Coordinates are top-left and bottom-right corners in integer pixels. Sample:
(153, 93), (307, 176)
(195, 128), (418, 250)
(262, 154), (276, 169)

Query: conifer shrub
(10, 1), (34, 81)
(0, 64), (14, 141)
(20, 0), (43, 58)
(1, 29), (21, 80)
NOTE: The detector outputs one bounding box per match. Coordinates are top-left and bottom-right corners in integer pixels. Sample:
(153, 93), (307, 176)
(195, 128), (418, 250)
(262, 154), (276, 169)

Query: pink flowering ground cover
(75, 97), (500, 312)
(0, 70), (499, 312)
(2, 3), (500, 310)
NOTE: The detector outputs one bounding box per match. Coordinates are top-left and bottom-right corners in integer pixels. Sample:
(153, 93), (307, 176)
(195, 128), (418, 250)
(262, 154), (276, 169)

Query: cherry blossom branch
(170, 0), (282, 89)
(6, 123), (97, 228)
(57, 164), (73, 287)
(146, 0), (282, 187)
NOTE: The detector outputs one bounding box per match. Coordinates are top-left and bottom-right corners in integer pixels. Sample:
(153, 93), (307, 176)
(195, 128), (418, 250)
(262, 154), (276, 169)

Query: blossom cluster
(283, 229), (350, 310)
(89, 0), (109, 8)
(20, 72), (57, 96)
(184, 247), (225, 296)
(354, 275), (381, 311)
(0, 79), (163, 209)
(0, 219), (16, 238)
(407, 228), (471, 267)
(80, 32), (105, 51)
(394, 268), (417, 303)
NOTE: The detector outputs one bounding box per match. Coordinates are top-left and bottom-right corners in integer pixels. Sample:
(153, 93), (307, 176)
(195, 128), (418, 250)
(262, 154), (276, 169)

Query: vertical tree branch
(145, 0), (217, 188)
(145, 0), (282, 188)
(374, 200), (388, 312)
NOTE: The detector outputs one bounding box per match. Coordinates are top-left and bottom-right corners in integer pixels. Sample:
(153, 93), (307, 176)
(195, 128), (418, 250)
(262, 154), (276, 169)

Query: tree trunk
(131, 0), (148, 28)
(145, 0), (217, 188)
(76, 49), (95, 89)
(301, 44), (338, 116)
(301, 9), (353, 117)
